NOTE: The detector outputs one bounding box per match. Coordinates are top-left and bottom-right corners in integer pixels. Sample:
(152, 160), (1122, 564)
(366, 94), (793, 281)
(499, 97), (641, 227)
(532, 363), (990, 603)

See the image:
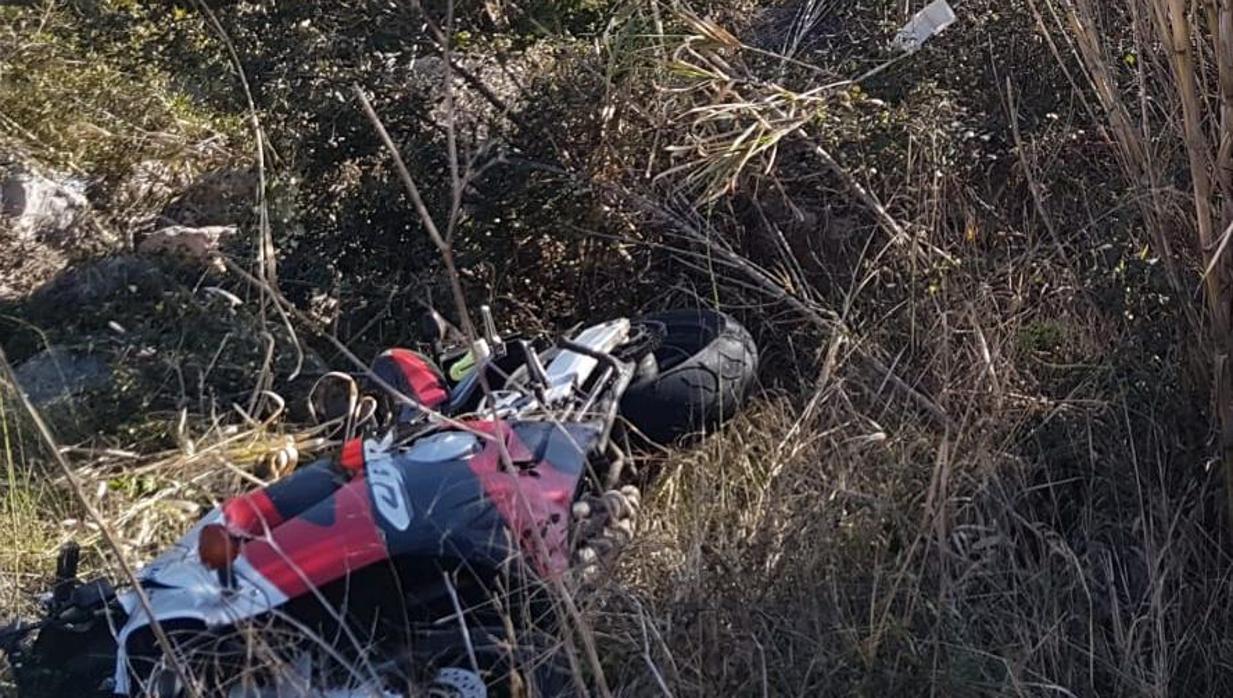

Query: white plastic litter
(892, 0), (957, 54)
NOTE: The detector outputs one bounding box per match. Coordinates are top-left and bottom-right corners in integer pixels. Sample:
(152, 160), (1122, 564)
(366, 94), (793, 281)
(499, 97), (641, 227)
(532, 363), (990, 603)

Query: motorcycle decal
(367, 449), (413, 531)
(237, 432), (503, 599)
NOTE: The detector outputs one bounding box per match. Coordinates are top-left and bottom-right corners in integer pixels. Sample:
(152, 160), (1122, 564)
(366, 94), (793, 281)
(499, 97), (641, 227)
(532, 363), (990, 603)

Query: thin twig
(351, 84), (478, 343)
(192, 0), (305, 401)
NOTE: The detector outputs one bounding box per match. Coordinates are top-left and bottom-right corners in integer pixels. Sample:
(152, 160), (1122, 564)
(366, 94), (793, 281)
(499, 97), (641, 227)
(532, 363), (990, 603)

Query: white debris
(892, 0), (957, 54)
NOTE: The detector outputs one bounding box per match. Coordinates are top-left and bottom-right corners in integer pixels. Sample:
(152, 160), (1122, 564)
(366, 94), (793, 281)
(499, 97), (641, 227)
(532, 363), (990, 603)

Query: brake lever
(480, 305), (505, 356)
(511, 339), (551, 409)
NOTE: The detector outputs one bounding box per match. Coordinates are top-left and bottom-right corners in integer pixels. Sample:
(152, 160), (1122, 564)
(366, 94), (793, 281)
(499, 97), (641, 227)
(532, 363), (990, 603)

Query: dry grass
(585, 378), (1233, 695)
(0, 388), (61, 620)
(1038, 0), (1233, 519)
(564, 3), (1233, 695)
(5, 0), (1233, 696)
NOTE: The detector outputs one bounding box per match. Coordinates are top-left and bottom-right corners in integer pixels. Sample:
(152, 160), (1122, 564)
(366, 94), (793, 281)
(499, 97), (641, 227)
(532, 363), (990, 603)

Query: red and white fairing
(111, 321), (631, 694)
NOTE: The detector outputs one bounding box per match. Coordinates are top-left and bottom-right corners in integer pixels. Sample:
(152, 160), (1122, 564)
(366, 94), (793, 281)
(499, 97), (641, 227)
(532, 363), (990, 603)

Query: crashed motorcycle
(2, 307), (758, 697)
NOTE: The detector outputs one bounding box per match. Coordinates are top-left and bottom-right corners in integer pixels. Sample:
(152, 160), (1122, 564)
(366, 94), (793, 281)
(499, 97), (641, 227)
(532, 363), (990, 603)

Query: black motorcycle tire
(619, 308), (758, 443)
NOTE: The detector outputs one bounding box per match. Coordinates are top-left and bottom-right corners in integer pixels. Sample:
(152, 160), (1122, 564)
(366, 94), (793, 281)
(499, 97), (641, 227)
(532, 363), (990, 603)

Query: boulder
(0, 168), (90, 243)
(13, 347), (112, 407)
(26, 255), (169, 321)
(138, 224), (237, 263)
(0, 158), (121, 298)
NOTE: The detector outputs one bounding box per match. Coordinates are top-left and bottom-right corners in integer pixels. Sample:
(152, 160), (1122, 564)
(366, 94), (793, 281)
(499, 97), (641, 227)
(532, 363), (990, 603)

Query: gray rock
(0, 157), (122, 297)
(0, 168), (90, 243)
(138, 224), (237, 262)
(27, 255), (169, 319)
(13, 347), (112, 407)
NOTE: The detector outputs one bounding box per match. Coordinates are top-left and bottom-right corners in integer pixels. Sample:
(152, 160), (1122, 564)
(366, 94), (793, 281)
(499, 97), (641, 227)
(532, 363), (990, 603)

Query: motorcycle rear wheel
(619, 308), (758, 443)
